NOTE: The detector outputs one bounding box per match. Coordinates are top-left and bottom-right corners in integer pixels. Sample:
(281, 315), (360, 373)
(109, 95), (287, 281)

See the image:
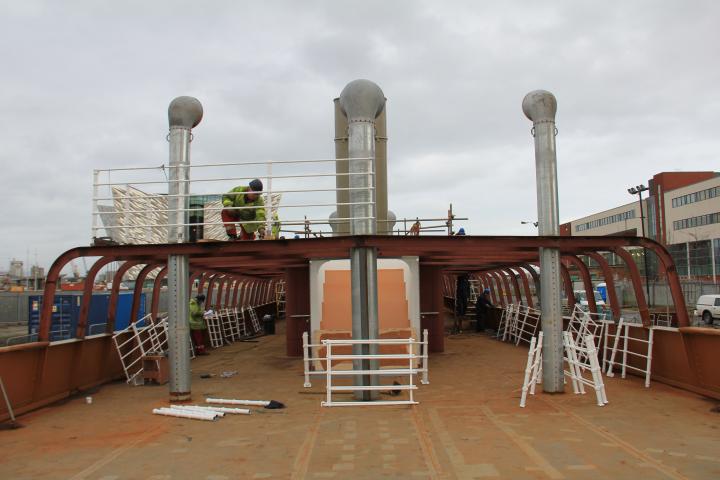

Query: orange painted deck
(1, 317), (719, 479)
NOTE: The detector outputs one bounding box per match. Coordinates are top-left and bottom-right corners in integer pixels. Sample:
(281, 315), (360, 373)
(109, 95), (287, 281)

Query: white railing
(320, 337), (423, 407)
(563, 331), (608, 407)
(497, 303), (541, 346)
(520, 332), (543, 407)
(112, 313), (194, 385)
(302, 329), (429, 391)
(245, 306), (262, 333)
(563, 305), (616, 370)
(650, 312), (672, 328)
(92, 157), (376, 242)
(204, 310), (224, 349)
(605, 319), (655, 387)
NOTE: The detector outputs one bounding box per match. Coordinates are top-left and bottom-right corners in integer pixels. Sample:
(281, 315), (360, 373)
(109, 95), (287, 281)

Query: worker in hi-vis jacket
(189, 294), (209, 355)
(221, 178), (266, 240)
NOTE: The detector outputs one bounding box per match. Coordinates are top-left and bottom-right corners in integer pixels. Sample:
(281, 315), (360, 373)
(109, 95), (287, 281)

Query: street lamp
(628, 184), (651, 303)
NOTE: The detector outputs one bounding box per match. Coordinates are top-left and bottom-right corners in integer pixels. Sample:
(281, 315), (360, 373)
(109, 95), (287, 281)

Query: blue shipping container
(85, 292), (146, 334)
(28, 295), (81, 341)
(30, 292), (147, 339)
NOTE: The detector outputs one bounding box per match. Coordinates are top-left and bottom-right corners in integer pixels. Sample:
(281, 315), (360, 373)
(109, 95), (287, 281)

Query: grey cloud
(1, 0), (719, 270)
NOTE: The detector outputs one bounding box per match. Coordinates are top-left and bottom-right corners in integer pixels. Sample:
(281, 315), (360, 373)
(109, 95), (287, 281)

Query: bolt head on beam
(168, 96), (204, 129)
(522, 90), (557, 123)
(339, 79), (386, 122)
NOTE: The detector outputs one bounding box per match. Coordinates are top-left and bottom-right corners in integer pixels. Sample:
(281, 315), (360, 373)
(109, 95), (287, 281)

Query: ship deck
(2, 318), (719, 480)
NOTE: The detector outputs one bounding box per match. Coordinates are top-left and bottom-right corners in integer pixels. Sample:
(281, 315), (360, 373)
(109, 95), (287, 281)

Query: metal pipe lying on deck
(171, 404), (251, 415)
(152, 407), (219, 421)
(206, 398), (270, 406)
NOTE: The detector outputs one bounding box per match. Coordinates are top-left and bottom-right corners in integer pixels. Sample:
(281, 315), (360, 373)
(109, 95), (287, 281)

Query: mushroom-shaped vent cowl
(522, 90), (557, 123)
(387, 210), (397, 231)
(329, 211), (339, 233)
(339, 79), (386, 122)
(169, 96), (204, 128)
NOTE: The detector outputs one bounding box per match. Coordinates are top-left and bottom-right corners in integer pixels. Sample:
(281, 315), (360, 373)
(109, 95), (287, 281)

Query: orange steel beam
(564, 255), (597, 315)
(130, 263), (162, 324)
(559, 263), (576, 308)
(503, 268), (523, 306)
(77, 256), (118, 339)
(640, 241), (689, 327)
(611, 247), (651, 326)
(151, 266), (169, 320)
(107, 261), (145, 333)
(205, 274), (220, 309)
(516, 266), (534, 309)
(485, 273), (499, 305)
(38, 235), (686, 337)
(489, 271), (505, 306)
(586, 252), (621, 320)
(232, 280), (244, 307)
(522, 263), (540, 302)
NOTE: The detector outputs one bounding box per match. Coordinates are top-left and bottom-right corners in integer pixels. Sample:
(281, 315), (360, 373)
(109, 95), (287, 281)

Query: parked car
(574, 290), (606, 308)
(694, 294), (720, 325)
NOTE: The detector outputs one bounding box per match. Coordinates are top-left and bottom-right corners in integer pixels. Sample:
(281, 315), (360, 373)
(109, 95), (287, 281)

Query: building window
(689, 240), (712, 277)
(575, 209), (636, 233)
(668, 243), (689, 277)
(673, 212), (720, 231)
(671, 185), (720, 208)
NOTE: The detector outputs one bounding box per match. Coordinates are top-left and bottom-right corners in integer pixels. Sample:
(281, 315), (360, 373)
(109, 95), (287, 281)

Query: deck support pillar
(523, 90), (564, 393)
(166, 96), (202, 401)
(339, 80), (385, 400)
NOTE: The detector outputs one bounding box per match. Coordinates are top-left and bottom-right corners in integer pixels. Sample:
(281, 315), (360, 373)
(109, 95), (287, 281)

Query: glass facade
(668, 243), (688, 277)
(688, 240), (713, 277)
(189, 194), (221, 242)
(646, 197), (657, 240)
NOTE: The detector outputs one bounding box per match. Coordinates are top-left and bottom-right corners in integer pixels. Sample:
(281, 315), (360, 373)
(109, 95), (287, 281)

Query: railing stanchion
(303, 332), (311, 388)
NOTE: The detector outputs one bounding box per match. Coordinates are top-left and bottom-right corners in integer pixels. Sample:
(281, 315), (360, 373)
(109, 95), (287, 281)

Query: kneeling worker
(221, 178), (266, 240)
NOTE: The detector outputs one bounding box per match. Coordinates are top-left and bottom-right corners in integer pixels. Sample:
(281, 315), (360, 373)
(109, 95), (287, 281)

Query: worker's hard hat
(457, 227), (466, 235)
(483, 288), (490, 294)
(249, 179), (263, 192)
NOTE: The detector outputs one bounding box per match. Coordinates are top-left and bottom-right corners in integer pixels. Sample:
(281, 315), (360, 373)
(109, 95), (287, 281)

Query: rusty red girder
(77, 256), (118, 339)
(130, 263), (162, 324)
(586, 252), (621, 320)
(564, 255), (597, 315)
(38, 235), (689, 336)
(611, 247), (651, 326)
(559, 263), (576, 308)
(503, 268), (523, 305)
(516, 266), (534, 309)
(151, 266), (169, 320)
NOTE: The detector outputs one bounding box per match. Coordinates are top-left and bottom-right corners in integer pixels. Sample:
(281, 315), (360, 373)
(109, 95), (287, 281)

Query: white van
(695, 294), (720, 325)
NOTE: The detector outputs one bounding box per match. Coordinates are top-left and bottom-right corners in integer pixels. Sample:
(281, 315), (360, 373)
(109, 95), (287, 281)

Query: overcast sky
(1, 0), (718, 273)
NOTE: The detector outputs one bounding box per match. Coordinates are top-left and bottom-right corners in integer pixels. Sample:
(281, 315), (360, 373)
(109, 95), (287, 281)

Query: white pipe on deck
(152, 407), (218, 421)
(206, 398), (270, 407)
